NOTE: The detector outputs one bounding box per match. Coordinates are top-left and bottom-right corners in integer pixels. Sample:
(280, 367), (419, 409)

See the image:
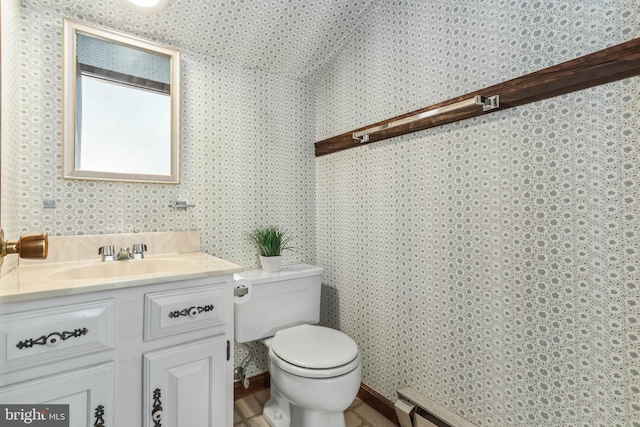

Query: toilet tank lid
(271, 325), (359, 369)
(234, 264), (323, 285)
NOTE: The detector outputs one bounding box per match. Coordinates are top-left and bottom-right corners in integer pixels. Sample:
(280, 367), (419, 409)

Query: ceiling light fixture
(122, 0), (170, 13)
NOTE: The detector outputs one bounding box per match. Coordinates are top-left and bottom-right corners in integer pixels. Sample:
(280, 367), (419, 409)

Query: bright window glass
(78, 75), (171, 175)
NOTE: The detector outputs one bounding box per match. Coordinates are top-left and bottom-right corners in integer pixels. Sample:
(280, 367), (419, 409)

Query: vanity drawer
(144, 283), (227, 340)
(0, 299), (114, 373)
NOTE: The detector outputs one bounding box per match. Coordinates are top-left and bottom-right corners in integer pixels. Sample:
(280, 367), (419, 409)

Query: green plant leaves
(248, 226), (293, 257)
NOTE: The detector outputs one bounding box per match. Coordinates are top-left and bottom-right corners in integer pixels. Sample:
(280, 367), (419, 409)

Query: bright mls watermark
(0, 405), (69, 426)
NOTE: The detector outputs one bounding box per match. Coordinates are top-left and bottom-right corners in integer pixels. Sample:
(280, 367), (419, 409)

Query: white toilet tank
(234, 264), (323, 343)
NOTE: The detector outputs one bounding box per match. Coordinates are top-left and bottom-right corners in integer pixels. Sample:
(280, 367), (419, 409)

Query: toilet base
(264, 398), (346, 427)
(263, 387), (291, 427)
(263, 386), (347, 427)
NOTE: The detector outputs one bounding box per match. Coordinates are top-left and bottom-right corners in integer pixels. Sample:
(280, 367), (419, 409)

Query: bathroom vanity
(0, 231), (242, 427)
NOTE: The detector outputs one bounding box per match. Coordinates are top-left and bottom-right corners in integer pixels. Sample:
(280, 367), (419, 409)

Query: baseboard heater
(395, 388), (478, 427)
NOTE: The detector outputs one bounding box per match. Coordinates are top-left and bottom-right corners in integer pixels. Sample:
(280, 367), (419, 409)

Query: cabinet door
(143, 336), (229, 427)
(0, 362), (113, 427)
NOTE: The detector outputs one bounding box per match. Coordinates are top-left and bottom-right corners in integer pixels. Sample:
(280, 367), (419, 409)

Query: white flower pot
(259, 255), (282, 272)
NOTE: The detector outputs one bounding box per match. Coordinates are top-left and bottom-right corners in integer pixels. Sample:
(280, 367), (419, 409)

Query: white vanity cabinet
(143, 336), (228, 427)
(142, 282), (232, 427)
(0, 274), (236, 427)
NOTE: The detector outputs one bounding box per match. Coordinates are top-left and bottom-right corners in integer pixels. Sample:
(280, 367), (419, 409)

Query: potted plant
(249, 226), (293, 272)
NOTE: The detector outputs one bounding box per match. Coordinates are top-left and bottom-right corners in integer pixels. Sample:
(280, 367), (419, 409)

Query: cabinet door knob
(46, 334), (61, 346)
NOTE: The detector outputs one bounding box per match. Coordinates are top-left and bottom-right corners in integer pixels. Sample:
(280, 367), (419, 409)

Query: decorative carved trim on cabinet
(151, 388), (163, 427)
(94, 404), (105, 427)
(16, 328), (89, 349)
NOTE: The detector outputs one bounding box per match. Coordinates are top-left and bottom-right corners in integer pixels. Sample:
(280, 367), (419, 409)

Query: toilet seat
(269, 347), (361, 379)
(272, 324), (359, 368)
(269, 324), (360, 379)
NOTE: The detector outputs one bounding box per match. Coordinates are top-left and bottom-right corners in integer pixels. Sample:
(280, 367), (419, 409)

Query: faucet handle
(132, 243), (147, 259)
(98, 245), (115, 261)
(98, 245), (114, 256)
(132, 243), (147, 253)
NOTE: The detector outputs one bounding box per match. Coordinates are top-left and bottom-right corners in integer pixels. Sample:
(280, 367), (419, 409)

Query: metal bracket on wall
(168, 201), (195, 211)
(352, 95), (499, 143)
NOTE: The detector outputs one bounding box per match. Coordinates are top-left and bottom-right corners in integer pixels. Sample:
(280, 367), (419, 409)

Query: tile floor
(234, 388), (397, 427)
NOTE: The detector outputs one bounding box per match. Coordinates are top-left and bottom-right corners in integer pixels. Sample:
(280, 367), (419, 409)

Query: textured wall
(313, 1), (640, 426)
(11, 3), (316, 267)
(4, 1), (640, 422)
(23, 0), (375, 80)
(3, 2), (317, 373)
(0, 0), (22, 274)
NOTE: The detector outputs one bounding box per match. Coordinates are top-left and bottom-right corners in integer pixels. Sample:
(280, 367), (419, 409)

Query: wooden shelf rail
(315, 37), (640, 157)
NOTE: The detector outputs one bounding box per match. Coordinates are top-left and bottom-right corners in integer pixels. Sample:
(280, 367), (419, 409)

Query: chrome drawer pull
(168, 304), (214, 319)
(16, 327), (89, 349)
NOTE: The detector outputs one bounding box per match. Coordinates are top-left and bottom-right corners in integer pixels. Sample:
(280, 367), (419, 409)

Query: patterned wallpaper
(1, 2), (316, 369)
(8, 2), (316, 264)
(0, 0), (21, 273)
(314, 1), (639, 426)
(23, 0), (376, 80)
(2, 0), (640, 425)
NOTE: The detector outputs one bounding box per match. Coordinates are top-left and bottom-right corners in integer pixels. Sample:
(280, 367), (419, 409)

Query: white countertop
(0, 231), (243, 303)
(0, 252), (243, 303)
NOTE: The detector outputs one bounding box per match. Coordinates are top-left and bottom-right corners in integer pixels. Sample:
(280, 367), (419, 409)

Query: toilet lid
(271, 324), (359, 369)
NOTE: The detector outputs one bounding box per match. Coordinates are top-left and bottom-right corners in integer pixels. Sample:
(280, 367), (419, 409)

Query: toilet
(234, 264), (361, 427)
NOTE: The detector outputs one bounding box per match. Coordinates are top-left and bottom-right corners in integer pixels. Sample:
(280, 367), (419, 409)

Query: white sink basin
(49, 258), (195, 281)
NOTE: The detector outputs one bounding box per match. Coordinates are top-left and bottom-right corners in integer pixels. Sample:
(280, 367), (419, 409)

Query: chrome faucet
(115, 247), (131, 261)
(99, 244), (147, 261)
